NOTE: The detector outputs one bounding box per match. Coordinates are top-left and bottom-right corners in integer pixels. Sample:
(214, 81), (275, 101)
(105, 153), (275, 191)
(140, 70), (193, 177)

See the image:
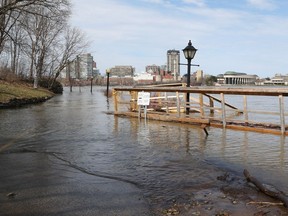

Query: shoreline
(0, 96), (53, 109)
(0, 80), (54, 109)
(161, 168), (288, 215)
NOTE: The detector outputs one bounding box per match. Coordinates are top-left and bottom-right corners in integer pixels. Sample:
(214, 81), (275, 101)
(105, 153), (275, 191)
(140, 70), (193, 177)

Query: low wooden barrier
(112, 86), (288, 135)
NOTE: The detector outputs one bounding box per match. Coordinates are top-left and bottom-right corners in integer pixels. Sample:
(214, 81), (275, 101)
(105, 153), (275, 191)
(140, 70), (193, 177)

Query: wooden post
(279, 94), (285, 134)
(113, 89), (118, 113)
(165, 92), (168, 114)
(243, 95), (248, 123)
(199, 93), (204, 118)
(221, 93), (226, 128)
(158, 92), (162, 107)
(176, 91), (180, 117)
(184, 92), (187, 113)
(209, 97), (214, 114)
(130, 91), (137, 111)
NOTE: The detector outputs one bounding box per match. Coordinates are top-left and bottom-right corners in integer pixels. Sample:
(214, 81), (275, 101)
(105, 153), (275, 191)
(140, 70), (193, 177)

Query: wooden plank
(114, 111), (288, 135)
(203, 93), (238, 110)
(210, 122), (288, 135)
(114, 111), (210, 124)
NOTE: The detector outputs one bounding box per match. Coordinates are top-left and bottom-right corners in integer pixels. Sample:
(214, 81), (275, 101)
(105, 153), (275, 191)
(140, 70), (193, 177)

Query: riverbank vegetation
(0, 79), (54, 107)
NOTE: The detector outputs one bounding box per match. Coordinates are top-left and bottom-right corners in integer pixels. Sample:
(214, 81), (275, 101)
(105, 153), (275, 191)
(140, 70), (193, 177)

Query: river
(1, 86), (288, 212)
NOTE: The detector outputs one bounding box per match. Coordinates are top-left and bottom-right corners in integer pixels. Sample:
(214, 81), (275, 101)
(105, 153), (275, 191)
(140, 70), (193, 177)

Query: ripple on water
(1, 87), (288, 209)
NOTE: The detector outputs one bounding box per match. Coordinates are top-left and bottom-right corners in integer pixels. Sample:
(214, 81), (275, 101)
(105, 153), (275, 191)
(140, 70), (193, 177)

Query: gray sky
(70, 0), (288, 77)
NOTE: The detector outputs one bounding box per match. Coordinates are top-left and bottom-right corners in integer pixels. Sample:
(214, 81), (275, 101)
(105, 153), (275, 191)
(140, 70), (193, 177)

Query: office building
(167, 50), (180, 80)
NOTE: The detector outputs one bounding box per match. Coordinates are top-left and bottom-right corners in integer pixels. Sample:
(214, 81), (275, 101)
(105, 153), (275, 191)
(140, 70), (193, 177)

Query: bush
(38, 78), (63, 94)
(49, 80), (63, 94)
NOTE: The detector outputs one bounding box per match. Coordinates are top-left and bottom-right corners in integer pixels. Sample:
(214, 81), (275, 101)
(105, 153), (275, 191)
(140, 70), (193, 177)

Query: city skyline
(70, 0), (288, 77)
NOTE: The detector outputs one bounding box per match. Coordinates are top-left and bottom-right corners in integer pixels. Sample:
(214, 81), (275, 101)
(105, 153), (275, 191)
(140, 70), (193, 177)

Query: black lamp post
(106, 68), (111, 96)
(90, 76), (93, 93)
(182, 40), (197, 115)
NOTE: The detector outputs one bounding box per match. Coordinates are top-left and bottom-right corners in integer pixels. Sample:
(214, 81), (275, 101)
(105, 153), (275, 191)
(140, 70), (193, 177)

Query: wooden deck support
(209, 97), (214, 114)
(176, 91), (180, 118)
(199, 93), (204, 117)
(113, 86), (288, 135)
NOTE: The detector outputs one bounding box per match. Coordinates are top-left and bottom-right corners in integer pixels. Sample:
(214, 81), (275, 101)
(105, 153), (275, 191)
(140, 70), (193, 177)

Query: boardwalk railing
(112, 86), (288, 135)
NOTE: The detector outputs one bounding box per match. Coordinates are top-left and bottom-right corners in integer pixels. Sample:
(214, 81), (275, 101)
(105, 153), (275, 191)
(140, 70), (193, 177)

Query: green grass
(0, 81), (54, 103)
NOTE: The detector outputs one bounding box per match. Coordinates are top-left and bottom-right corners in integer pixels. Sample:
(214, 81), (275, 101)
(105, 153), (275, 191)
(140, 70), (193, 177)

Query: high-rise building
(78, 53), (93, 78)
(167, 50), (180, 80)
(64, 53), (95, 79)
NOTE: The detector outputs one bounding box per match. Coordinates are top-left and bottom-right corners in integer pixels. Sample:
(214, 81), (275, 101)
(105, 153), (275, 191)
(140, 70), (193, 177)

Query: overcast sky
(70, 0), (288, 77)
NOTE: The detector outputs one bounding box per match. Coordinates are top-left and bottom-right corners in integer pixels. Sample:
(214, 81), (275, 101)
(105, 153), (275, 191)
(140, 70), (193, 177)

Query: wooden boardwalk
(112, 86), (288, 135)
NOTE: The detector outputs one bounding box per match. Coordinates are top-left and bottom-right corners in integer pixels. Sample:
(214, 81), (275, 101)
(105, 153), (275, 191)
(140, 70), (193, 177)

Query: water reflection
(280, 135), (286, 171)
(184, 127), (190, 154)
(106, 97), (110, 110)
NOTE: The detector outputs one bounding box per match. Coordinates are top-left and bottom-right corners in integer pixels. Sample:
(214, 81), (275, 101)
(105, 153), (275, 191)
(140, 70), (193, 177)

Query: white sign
(137, 92), (150, 106)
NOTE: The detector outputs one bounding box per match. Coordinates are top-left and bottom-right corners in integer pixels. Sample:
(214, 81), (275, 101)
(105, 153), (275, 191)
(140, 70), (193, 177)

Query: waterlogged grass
(0, 81), (53, 103)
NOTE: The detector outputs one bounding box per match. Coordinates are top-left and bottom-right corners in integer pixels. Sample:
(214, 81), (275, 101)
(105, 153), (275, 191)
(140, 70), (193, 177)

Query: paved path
(0, 152), (153, 216)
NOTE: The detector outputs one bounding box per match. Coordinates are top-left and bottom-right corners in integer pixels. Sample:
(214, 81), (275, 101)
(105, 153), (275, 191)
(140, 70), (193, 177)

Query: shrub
(38, 78), (63, 94)
(49, 80), (63, 94)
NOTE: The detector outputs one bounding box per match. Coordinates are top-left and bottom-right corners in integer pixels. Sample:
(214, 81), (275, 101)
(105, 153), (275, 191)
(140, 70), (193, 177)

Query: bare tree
(49, 26), (89, 89)
(14, 0), (71, 87)
(0, 0), (91, 91)
(0, 0), (70, 55)
(8, 20), (26, 74)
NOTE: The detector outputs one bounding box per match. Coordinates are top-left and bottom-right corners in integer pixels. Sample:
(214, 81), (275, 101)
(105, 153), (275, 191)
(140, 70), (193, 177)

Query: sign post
(137, 91), (150, 121)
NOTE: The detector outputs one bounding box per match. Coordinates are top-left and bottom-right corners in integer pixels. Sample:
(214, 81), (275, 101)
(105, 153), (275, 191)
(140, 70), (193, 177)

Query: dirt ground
(161, 171), (288, 216)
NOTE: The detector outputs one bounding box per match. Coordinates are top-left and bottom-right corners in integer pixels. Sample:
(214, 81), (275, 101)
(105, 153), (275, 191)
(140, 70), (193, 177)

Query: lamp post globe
(182, 40), (197, 114)
(183, 40), (197, 61)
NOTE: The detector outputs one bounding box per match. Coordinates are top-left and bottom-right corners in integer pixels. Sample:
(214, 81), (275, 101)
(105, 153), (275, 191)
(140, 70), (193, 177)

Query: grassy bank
(0, 80), (54, 106)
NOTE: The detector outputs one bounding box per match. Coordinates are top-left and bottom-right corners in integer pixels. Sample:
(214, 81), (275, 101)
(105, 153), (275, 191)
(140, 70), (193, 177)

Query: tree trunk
(243, 169), (288, 207)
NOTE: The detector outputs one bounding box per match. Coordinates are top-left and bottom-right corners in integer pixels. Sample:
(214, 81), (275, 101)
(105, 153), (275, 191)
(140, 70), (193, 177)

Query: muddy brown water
(1, 86), (288, 214)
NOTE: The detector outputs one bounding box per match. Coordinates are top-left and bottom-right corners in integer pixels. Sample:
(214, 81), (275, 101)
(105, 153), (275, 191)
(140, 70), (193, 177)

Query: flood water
(1, 86), (288, 210)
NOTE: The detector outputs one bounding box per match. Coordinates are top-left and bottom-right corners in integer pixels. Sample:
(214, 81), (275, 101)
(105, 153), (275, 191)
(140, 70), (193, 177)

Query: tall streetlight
(182, 40), (197, 115)
(106, 68), (111, 96)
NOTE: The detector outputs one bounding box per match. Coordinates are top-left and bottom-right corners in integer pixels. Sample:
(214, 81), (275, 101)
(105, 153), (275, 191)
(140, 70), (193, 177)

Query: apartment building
(167, 49), (180, 80)
(64, 53), (95, 79)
